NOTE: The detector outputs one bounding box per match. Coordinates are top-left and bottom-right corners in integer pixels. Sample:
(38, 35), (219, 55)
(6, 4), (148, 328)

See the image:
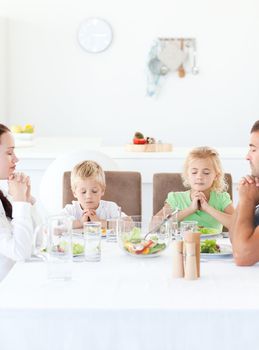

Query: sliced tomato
(135, 240), (153, 254)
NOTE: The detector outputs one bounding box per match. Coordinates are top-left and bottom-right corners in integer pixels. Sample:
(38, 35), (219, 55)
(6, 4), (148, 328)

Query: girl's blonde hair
(182, 146), (228, 192)
(71, 160), (106, 192)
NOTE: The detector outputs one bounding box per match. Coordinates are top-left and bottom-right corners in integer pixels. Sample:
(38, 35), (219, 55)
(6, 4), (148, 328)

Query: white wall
(2, 0), (259, 147)
(0, 16), (7, 123)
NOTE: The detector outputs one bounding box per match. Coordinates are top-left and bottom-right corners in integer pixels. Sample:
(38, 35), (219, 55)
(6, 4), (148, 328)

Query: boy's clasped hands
(80, 209), (99, 224)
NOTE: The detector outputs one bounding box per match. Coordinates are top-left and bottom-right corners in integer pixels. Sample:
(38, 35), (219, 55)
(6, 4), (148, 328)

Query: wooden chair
(63, 171), (142, 216)
(153, 172), (233, 215)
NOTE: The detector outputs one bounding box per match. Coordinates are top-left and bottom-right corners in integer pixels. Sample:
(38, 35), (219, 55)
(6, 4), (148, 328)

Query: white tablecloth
(0, 241), (259, 350)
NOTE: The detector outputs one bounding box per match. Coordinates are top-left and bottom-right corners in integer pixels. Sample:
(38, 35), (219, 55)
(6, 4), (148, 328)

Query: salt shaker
(172, 240), (184, 278)
(184, 242), (198, 280)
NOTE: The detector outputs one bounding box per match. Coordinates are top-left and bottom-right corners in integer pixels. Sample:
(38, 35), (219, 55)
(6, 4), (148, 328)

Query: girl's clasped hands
(190, 191), (209, 211)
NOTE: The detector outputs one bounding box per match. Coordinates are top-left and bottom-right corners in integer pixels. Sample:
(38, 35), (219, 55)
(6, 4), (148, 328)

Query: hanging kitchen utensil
(148, 57), (169, 76)
(158, 40), (185, 71)
(192, 39), (199, 75)
(178, 39), (186, 78)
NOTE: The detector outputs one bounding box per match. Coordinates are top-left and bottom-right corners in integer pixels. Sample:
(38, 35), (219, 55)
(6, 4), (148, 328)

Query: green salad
(122, 227), (166, 256)
(198, 226), (220, 235)
(200, 239), (220, 254)
(73, 242), (84, 255)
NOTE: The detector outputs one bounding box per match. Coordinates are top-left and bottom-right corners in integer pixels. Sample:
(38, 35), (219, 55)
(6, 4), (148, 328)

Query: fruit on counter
(134, 131), (145, 139)
(132, 132), (157, 145)
(11, 125), (23, 133)
(146, 137), (156, 144)
(133, 131), (146, 145)
(10, 124), (34, 134)
(23, 124), (34, 133)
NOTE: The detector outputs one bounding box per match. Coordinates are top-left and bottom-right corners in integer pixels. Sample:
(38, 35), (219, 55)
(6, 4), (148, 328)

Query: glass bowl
(118, 216), (174, 258)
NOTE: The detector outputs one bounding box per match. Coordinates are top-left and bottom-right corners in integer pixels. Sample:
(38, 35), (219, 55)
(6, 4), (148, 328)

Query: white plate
(200, 232), (222, 240)
(201, 244), (232, 259)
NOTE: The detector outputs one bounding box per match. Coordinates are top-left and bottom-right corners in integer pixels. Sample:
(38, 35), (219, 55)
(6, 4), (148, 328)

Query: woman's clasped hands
(8, 172), (34, 204)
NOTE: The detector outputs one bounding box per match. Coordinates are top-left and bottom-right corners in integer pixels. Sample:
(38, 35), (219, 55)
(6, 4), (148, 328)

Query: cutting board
(125, 143), (173, 152)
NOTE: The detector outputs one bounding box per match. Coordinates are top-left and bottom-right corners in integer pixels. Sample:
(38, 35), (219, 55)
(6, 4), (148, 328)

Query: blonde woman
(156, 146), (234, 231)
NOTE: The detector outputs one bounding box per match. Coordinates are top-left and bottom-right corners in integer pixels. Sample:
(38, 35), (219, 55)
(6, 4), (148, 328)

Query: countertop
(14, 137), (248, 160)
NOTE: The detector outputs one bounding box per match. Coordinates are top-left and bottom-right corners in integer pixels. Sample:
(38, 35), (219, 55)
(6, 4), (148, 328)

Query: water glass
(180, 221), (198, 238)
(106, 218), (121, 242)
(84, 222), (102, 262)
(47, 215), (73, 281)
(161, 207), (179, 240)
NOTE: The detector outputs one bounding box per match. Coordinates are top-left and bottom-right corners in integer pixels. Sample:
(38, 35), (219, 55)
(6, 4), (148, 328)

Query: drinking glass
(106, 218), (121, 242)
(84, 222), (102, 262)
(46, 215), (73, 280)
(180, 221), (198, 238)
(33, 223), (48, 259)
(161, 207), (179, 240)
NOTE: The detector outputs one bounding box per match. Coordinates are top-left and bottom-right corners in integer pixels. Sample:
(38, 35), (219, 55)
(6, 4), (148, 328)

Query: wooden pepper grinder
(184, 231), (200, 278)
(172, 240), (184, 278)
(184, 242), (197, 280)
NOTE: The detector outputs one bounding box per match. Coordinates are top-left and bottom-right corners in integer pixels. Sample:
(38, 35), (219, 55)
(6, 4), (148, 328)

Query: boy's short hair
(71, 160), (106, 191)
(182, 146), (228, 192)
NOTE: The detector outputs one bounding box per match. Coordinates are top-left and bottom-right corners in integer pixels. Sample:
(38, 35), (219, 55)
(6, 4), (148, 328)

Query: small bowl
(118, 216), (173, 258)
(13, 133), (34, 141)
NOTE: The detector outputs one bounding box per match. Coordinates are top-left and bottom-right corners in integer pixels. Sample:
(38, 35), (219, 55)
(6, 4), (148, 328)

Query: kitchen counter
(15, 138), (247, 161)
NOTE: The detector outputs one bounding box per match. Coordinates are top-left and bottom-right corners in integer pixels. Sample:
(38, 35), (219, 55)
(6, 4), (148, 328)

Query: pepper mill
(184, 231), (200, 278)
(184, 242), (198, 280)
(172, 240), (184, 278)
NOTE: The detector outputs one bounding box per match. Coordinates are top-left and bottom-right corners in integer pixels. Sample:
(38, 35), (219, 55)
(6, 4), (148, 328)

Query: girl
(156, 146), (234, 231)
(0, 124), (36, 280)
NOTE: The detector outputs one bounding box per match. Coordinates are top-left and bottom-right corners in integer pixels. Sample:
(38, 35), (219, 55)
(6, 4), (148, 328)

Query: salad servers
(144, 208), (178, 240)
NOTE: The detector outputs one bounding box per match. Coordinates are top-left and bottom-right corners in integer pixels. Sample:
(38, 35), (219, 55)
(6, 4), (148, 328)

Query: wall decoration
(147, 38), (199, 96)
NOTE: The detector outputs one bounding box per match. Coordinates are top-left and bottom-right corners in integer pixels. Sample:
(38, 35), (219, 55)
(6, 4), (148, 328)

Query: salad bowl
(118, 216), (175, 258)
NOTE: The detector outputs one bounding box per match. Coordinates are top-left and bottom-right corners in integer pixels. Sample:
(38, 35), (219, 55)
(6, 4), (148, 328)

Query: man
(231, 120), (259, 265)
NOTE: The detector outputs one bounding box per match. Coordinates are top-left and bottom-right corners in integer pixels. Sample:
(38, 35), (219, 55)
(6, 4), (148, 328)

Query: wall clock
(77, 18), (113, 53)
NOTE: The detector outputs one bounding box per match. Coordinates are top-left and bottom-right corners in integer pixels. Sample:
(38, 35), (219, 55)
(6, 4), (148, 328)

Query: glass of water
(106, 218), (121, 242)
(180, 221), (198, 239)
(84, 222), (102, 262)
(47, 215), (73, 280)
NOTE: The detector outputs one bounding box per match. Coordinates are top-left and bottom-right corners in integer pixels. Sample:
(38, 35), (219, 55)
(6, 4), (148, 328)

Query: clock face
(77, 18), (113, 53)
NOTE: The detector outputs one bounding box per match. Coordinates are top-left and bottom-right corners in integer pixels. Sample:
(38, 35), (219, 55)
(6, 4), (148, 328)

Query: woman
(0, 124), (36, 281)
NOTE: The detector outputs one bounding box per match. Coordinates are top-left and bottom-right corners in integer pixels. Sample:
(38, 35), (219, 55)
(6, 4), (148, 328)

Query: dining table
(0, 239), (259, 350)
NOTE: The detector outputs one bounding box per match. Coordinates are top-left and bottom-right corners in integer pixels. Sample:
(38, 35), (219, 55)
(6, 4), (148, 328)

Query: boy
(61, 160), (123, 229)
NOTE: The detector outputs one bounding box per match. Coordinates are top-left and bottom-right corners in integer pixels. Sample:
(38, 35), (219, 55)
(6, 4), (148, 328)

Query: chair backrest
(63, 171), (142, 216)
(153, 172), (233, 215)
